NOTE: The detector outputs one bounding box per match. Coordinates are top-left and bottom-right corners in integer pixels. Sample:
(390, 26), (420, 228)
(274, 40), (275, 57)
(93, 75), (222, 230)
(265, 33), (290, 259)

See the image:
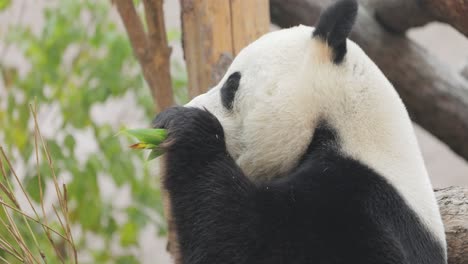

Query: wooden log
(180, 0), (270, 98)
(436, 187), (468, 264)
(270, 0), (468, 163)
(369, 0), (468, 37)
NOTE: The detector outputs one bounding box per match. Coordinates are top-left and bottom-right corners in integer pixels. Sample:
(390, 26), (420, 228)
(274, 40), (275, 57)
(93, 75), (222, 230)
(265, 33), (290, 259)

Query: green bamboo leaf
(0, 0), (11, 11)
(147, 148), (165, 161)
(129, 142), (157, 149)
(119, 222), (138, 246)
(122, 128), (167, 145)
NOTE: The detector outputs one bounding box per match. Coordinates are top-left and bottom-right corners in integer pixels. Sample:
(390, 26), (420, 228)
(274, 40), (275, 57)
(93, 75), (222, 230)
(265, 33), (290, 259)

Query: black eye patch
(220, 72), (241, 110)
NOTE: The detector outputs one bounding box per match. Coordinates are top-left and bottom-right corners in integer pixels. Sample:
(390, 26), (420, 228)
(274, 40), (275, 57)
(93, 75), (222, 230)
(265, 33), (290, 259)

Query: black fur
(313, 0), (358, 63)
(153, 107), (446, 264)
(220, 72), (241, 110)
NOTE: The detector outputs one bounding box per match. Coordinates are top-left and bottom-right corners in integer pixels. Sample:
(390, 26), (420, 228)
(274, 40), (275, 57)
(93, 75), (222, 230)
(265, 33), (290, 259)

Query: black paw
(151, 106), (226, 156)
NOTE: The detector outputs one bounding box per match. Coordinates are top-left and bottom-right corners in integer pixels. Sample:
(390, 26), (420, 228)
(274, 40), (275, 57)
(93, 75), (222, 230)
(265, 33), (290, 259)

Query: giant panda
(152, 0), (447, 263)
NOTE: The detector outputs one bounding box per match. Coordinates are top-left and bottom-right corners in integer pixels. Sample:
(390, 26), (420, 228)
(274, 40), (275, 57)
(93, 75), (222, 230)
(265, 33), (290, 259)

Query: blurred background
(0, 0), (467, 263)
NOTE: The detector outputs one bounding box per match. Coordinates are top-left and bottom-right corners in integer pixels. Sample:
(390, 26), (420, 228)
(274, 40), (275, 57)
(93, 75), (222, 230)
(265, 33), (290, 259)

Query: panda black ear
(312, 0), (358, 64)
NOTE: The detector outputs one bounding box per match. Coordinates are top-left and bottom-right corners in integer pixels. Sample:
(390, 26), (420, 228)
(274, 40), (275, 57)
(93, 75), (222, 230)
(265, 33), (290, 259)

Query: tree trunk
(180, 0), (269, 98)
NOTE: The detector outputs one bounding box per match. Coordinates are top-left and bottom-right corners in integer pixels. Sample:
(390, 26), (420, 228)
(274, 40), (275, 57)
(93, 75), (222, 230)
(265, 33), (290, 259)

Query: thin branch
(142, 0), (175, 110)
(143, 0), (171, 58)
(27, 104), (68, 262)
(0, 250), (15, 264)
(0, 182), (19, 209)
(0, 149), (47, 262)
(0, 200), (70, 242)
(114, 0), (174, 111)
(115, 0), (148, 61)
(0, 236), (24, 262)
(0, 203), (39, 263)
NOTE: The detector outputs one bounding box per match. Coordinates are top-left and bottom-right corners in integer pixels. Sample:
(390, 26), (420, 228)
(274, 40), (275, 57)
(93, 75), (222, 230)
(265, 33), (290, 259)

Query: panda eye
(220, 72), (241, 110)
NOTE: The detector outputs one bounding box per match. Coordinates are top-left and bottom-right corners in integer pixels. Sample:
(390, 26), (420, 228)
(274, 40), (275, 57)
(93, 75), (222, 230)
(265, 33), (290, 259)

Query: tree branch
(115, 0), (148, 60)
(270, 0), (468, 163)
(370, 0), (468, 37)
(142, 0), (175, 111)
(115, 0), (174, 112)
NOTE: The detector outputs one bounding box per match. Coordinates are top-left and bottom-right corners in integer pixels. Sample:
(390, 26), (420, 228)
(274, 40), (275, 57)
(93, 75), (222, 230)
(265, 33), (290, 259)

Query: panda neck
(324, 91), (446, 246)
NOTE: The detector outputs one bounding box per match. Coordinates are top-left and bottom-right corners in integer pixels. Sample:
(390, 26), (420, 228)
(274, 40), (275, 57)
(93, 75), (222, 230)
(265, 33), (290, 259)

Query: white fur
(186, 25), (446, 249)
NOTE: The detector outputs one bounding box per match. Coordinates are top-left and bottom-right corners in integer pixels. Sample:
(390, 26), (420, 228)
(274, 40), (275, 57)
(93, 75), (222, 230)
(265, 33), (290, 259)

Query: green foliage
(0, 0), (187, 262)
(0, 0), (11, 11)
(124, 128), (168, 146)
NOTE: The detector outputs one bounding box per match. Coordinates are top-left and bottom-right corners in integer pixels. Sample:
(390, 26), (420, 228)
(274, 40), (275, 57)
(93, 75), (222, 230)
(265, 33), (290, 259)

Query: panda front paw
(152, 106), (226, 157)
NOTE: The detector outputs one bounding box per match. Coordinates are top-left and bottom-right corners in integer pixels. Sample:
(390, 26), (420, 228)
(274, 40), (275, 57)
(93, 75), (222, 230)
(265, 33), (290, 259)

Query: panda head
(186, 0), (422, 183)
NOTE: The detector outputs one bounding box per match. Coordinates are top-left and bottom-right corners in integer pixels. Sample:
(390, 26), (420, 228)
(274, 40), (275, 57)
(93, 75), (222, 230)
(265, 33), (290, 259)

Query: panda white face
(186, 25), (398, 182)
(187, 26), (325, 180)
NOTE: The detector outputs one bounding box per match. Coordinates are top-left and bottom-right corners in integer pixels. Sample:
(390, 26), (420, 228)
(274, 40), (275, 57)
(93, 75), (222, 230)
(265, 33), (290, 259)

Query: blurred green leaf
(0, 0), (11, 11)
(148, 148), (164, 161)
(0, 66), (18, 88)
(24, 171), (47, 203)
(116, 255), (139, 264)
(123, 128), (167, 146)
(126, 206), (148, 227)
(167, 29), (181, 42)
(120, 222), (138, 246)
(64, 134), (76, 153)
